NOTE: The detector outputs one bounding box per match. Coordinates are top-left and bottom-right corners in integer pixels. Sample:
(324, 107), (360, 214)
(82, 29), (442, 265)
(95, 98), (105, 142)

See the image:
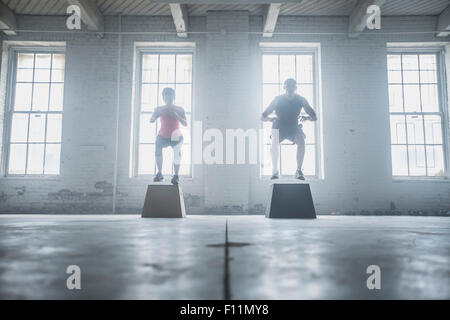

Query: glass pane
(391, 145), (408, 176)
(17, 53), (34, 68)
(159, 55), (175, 83)
(388, 84), (403, 112)
(402, 70), (419, 84)
(178, 144), (191, 176)
(44, 144), (61, 174)
(28, 113), (46, 143)
(419, 54), (436, 70)
(32, 83), (50, 111)
(420, 70), (437, 84)
(388, 70), (402, 83)
(176, 55), (192, 83)
(52, 54), (65, 69)
(402, 55), (418, 70)
(296, 55), (313, 84)
(303, 145), (316, 176)
(175, 84), (192, 112)
(299, 84), (313, 105)
(387, 55), (401, 70)
(51, 69), (65, 82)
(141, 84), (158, 112)
(420, 85), (439, 112)
(14, 83), (32, 111)
(262, 55), (278, 83)
(406, 115), (424, 145)
(181, 114), (191, 144)
(302, 121), (315, 145)
(35, 54), (51, 69)
(408, 145), (426, 176)
(390, 115), (406, 144)
(8, 144), (27, 174)
(16, 69), (33, 82)
(49, 83), (64, 111)
(10, 113), (29, 143)
(34, 69), (50, 82)
(26, 144), (45, 174)
(46, 114), (62, 143)
(426, 146), (445, 177)
(139, 113), (156, 143)
(279, 55), (295, 83)
(280, 144), (297, 176)
(403, 85), (420, 112)
(142, 54), (159, 83)
(261, 144), (273, 176)
(424, 115), (442, 145)
(262, 84), (279, 109)
(138, 144), (155, 175)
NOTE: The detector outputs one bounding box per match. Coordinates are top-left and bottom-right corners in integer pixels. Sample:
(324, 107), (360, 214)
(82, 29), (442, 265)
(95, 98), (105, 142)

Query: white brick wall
(0, 14), (449, 215)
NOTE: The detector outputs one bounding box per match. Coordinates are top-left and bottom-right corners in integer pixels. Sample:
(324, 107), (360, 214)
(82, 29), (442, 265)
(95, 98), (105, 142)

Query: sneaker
(295, 169), (305, 181)
(171, 175), (179, 185)
(153, 172), (164, 182)
(270, 172), (279, 180)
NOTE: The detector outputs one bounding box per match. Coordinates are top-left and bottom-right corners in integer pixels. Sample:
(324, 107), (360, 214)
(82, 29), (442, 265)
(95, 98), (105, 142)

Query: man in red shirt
(150, 88), (187, 185)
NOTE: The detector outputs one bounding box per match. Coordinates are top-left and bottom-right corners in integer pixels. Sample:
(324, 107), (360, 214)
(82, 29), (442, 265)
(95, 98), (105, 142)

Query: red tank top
(159, 107), (180, 138)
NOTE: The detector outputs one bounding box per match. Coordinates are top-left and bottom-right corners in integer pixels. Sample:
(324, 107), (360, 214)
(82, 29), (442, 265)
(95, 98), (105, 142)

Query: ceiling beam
(263, 3), (281, 37)
(0, 2), (17, 35)
(348, 0), (386, 38)
(66, 0), (104, 31)
(169, 3), (188, 38)
(437, 5), (450, 37)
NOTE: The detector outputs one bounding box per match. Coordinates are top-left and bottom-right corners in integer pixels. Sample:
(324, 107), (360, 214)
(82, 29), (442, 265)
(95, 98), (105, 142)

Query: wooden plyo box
(266, 183), (316, 219)
(141, 185), (186, 218)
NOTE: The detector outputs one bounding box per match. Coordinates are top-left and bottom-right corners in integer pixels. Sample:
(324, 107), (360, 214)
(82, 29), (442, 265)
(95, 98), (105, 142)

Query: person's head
(162, 87), (175, 105)
(283, 78), (297, 94)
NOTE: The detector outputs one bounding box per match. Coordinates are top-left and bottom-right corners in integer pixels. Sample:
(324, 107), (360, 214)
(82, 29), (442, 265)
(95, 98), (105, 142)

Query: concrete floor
(0, 215), (449, 300)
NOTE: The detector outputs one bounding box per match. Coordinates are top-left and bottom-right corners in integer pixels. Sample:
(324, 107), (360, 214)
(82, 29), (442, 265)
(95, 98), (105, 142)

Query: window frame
(131, 45), (195, 178)
(259, 44), (323, 180)
(2, 46), (66, 177)
(387, 48), (449, 180)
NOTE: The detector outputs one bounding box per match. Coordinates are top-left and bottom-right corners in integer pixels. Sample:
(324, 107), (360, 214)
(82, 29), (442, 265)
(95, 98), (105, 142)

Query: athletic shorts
(272, 124), (306, 143)
(155, 135), (183, 156)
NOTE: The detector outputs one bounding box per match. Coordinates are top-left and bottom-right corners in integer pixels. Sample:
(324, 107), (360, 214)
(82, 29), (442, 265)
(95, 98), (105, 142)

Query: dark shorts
(272, 124), (306, 143)
(155, 135), (183, 156)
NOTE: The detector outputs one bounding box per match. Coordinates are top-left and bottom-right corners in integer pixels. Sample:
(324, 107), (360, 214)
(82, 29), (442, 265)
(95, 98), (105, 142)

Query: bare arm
(150, 107), (161, 123)
(261, 98), (277, 122)
(174, 107), (188, 127)
(301, 98), (317, 121)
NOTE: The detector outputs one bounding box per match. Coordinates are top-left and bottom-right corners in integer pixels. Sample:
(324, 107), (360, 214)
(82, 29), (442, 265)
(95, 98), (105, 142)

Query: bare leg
(294, 133), (306, 171)
(173, 142), (183, 176)
(271, 129), (280, 175)
(156, 155), (163, 174)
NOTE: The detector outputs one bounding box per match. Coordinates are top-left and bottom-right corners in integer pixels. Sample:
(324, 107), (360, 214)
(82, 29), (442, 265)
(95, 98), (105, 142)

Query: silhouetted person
(150, 88), (187, 185)
(261, 78), (317, 180)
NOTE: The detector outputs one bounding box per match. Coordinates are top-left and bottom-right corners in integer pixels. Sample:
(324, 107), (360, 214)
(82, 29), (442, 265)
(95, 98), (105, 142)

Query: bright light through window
(387, 53), (446, 177)
(137, 53), (193, 176)
(8, 52), (65, 175)
(261, 53), (317, 177)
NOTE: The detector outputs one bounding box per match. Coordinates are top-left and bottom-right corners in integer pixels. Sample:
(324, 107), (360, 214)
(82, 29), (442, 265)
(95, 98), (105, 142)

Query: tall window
(387, 53), (446, 177)
(261, 53), (318, 177)
(136, 52), (192, 176)
(7, 51), (65, 175)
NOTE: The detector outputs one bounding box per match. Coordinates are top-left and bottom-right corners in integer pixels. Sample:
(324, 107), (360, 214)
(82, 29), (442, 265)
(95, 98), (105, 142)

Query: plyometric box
(141, 185), (186, 218)
(266, 183), (316, 219)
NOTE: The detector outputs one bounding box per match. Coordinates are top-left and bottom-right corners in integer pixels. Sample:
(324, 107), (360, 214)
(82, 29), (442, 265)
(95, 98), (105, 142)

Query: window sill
(392, 177), (449, 183)
(1, 175), (60, 181)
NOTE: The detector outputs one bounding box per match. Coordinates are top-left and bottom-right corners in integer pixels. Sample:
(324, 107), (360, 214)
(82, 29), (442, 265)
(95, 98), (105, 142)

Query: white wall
(0, 13), (449, 215)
